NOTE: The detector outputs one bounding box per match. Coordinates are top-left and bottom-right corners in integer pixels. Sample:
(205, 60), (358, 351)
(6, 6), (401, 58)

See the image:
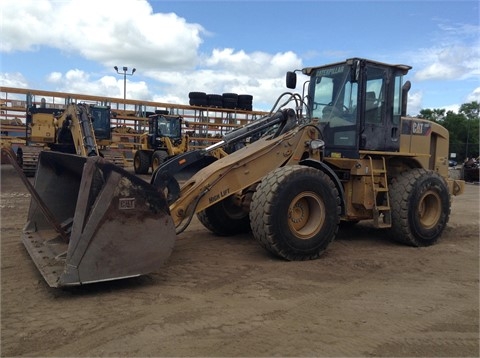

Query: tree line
(417, 101), (479, 162)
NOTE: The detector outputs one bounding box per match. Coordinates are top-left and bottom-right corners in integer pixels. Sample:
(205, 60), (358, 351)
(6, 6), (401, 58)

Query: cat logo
(411, 121), (431, 136)
(119, 197), (135, 210)
(412, 121), (424, 134)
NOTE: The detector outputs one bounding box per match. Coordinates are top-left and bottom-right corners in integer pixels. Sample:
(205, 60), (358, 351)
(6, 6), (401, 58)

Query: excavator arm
(55, 103), (99, 157)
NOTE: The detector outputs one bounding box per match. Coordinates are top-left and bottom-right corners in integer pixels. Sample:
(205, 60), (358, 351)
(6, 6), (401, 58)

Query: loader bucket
(21, 151), (176, 287)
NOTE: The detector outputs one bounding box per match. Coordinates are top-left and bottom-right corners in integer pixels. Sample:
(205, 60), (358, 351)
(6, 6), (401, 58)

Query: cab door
(360, 65), (401, 152)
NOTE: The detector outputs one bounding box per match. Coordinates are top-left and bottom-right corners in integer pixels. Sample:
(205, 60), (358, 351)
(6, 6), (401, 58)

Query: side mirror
(286, 71), (297, 89)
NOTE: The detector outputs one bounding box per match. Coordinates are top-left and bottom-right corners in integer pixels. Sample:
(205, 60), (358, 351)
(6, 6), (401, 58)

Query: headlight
(309, 139), (325, 150)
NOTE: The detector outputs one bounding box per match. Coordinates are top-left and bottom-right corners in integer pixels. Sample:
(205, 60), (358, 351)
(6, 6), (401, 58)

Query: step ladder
(368, 156), (392, 228)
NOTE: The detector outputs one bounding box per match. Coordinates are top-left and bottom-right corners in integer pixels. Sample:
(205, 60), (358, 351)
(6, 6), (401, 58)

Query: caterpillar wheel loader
(151, 57), (464, 256)
(5, 58), (464, 288)
(16, 103), (125, 176)
(133, 111), (189, 174)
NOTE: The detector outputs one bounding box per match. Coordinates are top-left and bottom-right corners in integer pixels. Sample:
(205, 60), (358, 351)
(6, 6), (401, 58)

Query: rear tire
(134, 150), (151, 174)
(250, 165), (340, 260)
(197, 196), (251, 236)
(389, 168), (450, 246)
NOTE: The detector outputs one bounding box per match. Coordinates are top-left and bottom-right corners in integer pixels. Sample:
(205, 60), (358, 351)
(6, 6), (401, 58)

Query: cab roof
(302, 58), (412, 76)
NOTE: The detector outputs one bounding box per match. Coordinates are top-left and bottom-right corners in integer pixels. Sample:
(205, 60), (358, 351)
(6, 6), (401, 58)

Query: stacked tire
(189, 92), (208, 106)
(222, 93), (238, 109)
(207, 94), (223, 108)
(188, 92), (253, 110)
(237, 94), (253, 111)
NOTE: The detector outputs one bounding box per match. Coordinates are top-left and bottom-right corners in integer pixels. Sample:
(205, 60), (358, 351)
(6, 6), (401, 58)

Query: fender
(299, 158), (346, 215)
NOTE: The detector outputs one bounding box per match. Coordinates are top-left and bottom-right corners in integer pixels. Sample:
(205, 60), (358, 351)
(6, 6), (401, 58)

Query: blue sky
(1, 0), (479, 115)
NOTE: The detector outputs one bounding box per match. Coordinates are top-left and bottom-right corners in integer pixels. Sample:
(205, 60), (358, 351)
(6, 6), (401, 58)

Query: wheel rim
(221, 195), (246, 220)
(418, 189), (442, 229)
(287, 192), (325, 239)
(134, 155), (140, 170)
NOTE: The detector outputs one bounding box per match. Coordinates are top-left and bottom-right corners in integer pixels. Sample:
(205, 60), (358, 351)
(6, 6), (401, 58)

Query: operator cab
(288, 58), (411, 158)
(148, 113), (183, 148)
(89, 105), (112, 141)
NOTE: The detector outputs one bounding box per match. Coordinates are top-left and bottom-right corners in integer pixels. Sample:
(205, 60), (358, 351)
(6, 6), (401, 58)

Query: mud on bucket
(22, 151), (176, 287)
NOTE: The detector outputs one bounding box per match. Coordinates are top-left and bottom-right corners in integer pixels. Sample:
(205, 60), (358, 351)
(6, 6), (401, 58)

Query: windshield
(157, 116), (181, 138)
(90, 106), (111, 139)
(310, 64), (358, 128)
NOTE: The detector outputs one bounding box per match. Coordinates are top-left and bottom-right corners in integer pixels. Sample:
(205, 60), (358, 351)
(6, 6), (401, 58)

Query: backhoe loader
(16, 103), (124, 176)
(6, 57), (464, 287)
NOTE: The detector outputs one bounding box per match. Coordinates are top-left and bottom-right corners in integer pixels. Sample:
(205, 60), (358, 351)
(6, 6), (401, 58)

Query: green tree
(418, 108), (445, 122)
(418, 101), (479, 161)
(460, 101), (480, 159)
(459, 101), (480, 120)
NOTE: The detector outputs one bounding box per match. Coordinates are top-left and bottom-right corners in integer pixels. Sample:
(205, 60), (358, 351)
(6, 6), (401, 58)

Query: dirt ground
(1, 163), (479, 357)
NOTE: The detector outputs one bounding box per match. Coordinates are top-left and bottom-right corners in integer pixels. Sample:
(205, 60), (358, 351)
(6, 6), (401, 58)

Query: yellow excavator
(4, 58), (465, 287)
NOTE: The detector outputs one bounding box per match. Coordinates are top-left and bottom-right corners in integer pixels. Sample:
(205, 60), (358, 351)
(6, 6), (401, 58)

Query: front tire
(134, 150), (151, 174)
(389, 168), (450, 246)
(152, 150), (169, 172)
(250, 165), (340, 260)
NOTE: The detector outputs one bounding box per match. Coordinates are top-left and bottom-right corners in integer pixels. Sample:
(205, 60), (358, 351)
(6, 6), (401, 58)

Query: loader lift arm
(152, 108), (324, 234)
(151, 105), (301, 204)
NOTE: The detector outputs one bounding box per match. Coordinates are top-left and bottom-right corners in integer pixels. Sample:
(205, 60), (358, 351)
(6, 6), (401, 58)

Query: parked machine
(5, 58), (465, 287)
(16, 103), (124, 176)
(133, 111), (189, 174)
(463, 157), (479, 182)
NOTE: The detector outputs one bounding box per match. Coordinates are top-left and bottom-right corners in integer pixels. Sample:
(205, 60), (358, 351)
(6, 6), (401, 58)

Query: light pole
(114, 66), (136, 111)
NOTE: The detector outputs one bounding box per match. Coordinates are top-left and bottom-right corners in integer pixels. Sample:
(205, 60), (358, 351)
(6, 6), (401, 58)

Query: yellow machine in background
(16, 103), (124, 176)
(133, 111), (189, 174)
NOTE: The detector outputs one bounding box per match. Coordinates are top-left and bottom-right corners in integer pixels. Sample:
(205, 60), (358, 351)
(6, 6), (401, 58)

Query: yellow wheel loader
(4, 58), (464, 287)
(133, 111), (189, 174)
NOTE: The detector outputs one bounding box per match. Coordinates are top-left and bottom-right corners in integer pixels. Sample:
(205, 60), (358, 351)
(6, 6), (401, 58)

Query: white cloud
(442, 104), (461, 113)
(415, 59), (461, 81)
(45, 69), (150, 101)
(411, 20), (480, 83)
(406, 91), (423, 116)
(1, 0), (303, 110)
(205, 49), (301, 78)
(138, 66), (292, 110)
(0, 73), (29, 88)
(141, 48), (303, 109)
(1, 0), (204, 70)
(466, 87), (480, 103)
(3, 1), (475, 114)
(413, 44), (480, 81)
